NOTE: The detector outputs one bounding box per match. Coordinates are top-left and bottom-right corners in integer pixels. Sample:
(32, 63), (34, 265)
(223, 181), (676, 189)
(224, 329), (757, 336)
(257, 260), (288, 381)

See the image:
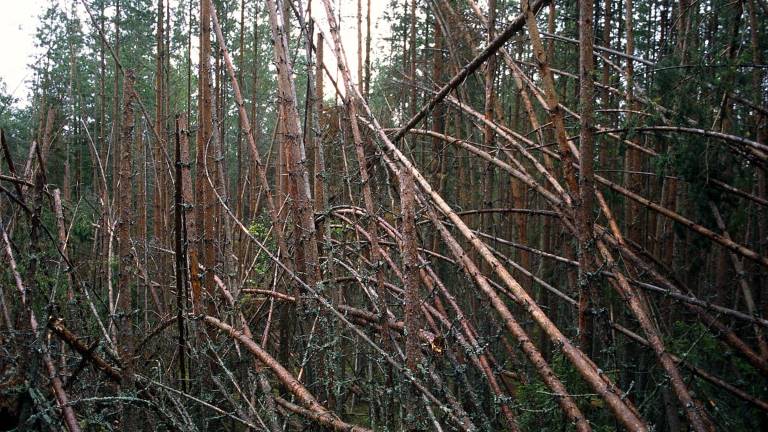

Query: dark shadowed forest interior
(0, 0), (767, 430)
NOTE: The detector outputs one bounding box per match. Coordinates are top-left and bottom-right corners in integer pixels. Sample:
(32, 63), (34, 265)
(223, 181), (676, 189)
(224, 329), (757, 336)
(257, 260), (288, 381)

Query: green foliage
(666, 321), (768, 431)
(246, 216), (276, 279)
(513, 352), (618, 430)
(0, 79), (33, 150)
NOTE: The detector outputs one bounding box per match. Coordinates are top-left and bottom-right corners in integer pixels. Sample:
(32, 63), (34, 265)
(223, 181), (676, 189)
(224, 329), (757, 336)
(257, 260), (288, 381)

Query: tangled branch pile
(0, 0), (766, 430)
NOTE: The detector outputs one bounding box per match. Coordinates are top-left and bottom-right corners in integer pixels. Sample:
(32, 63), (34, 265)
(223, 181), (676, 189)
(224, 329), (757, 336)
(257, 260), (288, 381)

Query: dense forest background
(0, 0), (766, 430)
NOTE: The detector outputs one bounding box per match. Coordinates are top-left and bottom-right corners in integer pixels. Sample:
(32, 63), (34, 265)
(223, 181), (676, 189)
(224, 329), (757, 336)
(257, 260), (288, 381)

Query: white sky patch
(309, 0), (388, 94)
(0, 0), (388, 107)
(0, 0), (49, 103)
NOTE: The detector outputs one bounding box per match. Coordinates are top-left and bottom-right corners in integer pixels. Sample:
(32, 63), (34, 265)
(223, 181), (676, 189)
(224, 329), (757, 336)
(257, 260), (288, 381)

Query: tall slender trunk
(623, 0), (644, 249)
(135, 123), (149, 315)
(265, 0), (319, 285)
(196, 0), (215, 311)
(676, 0), (690, 62)
(314, 32), (326, 220)
(179, 110), (200, 350)
(601, 0), (613, 112)
(250, 3), (261, 220)
(400, 167), (423, 427)
(155, 0), (168, 310)
(409, 0), (417, 119)
(53, 190), (74, 302)
(357, 0), (363, 93)
(430, 13), (445, 190)
(577, 0), (596, 351)
(98, 0), (106, 200)
(364, 0), (372, 98)
(174, 114), (189, 392)
(111, 0), (121, 201)
(236, 0), (245, 222)
(116, 69), (136, 429)
(481, 0), (497, 274)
